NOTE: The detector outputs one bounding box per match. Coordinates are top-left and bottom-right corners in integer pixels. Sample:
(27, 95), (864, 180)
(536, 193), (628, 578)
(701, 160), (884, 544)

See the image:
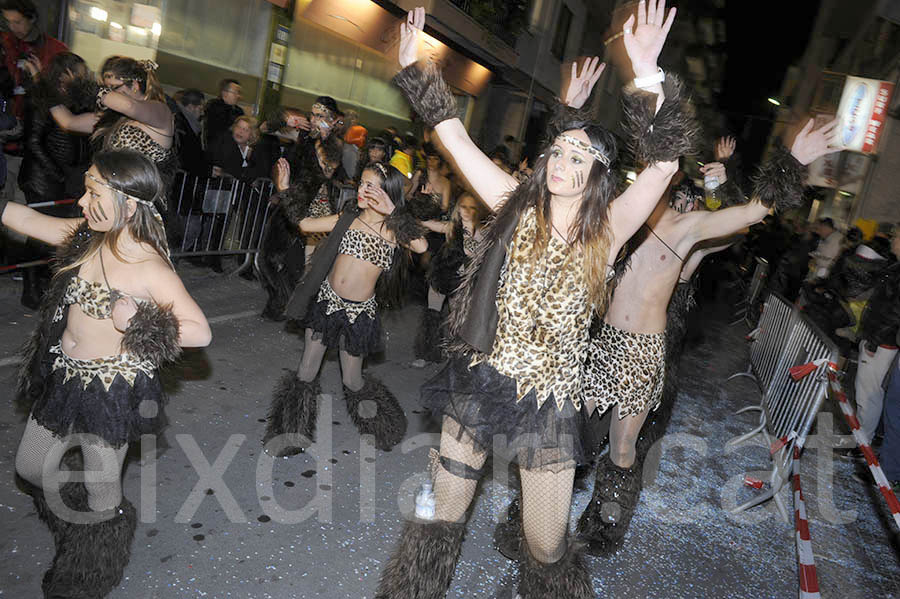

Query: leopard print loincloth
(49, 343), (156, 392)
(582, 321), (665, 419)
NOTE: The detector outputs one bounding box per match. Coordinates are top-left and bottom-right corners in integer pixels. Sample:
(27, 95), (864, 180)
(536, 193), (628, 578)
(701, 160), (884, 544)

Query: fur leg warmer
(621, 73), (700, 164)
(41, 482), (137, 599)
(391, 62), (459, 128)
(576, 455), (643, 556)
(517, 539), (595, 599)
(493, 492), (522, 561)
(120, 301), (182, 365)
(414, 309), (444, 363)
(752, 143), (809, 211)
(262, 373), (320, 457)
(375, 519), (466, 599)
(344, 376), (407, 451)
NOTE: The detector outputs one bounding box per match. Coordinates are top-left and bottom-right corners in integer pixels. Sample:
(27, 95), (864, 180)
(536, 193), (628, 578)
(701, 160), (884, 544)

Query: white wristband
(634, 67), (665, 89)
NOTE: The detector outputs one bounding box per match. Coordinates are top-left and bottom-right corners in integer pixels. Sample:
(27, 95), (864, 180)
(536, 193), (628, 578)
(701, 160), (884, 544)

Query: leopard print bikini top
(62, 276), (114, 319)
(106, 122), (175, 165)
(338, 226), (395, 271)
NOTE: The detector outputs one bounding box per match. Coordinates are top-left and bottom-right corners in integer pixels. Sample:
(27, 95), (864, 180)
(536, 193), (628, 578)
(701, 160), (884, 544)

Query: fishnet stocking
(427, 286), (445, 311)
(16, 416), (128, 511)
(520, 466), (575, 563)
(298, 328), (328, 382)
(434, 417), (487, 523)
(339, 350), (364, 392)
(609, 404), (651, 468)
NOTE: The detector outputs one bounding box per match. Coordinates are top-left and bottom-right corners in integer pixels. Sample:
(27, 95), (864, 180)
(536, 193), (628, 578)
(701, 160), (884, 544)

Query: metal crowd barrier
(727, 292), (797, 398)
(731, 256), (769, 326)
(169, 171), (275, 276)
(726, 292), (839, 522)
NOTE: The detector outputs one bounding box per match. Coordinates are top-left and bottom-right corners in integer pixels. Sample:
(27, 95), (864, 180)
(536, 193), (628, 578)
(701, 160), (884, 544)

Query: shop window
(551, 4), (572, 61)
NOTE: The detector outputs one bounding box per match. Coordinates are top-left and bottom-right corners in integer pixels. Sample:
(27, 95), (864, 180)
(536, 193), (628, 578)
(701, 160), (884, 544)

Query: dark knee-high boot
(517, 539), (594, 599)
(42, 482), (137, 599)
(262, 373), (320, 457)
(375, 519), (466, 599)
(414, 309), (443, 363)
(344, 376), (407, 451)
(576, 454), (643, 556)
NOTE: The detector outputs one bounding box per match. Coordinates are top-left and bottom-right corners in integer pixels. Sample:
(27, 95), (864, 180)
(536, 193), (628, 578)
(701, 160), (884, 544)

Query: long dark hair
(33, 52), (94, 112)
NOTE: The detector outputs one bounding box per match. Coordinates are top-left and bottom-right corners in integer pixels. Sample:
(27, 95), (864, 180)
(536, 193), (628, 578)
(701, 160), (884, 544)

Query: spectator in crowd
(342, 112), (365, 183)
(356, 135), (390, 179)
(203, 78), (243, 148)
(389, 134), (416, 195)
(879, 344), (900, 494)
(488, 146), (511, 174)
(174, 88), (205, 176)
(0, 42), (17, 191)
(0, 0), (68, 119)
(852, 226), (900, 451)
(16, 51), (94, 308)
(809, 217), (843, 279)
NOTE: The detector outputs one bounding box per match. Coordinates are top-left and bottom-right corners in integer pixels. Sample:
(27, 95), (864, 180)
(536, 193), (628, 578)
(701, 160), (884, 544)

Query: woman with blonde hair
(2, 149), (211, 597)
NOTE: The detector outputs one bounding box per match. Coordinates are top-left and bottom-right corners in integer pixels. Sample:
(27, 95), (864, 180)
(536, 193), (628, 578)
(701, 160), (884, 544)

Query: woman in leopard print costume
(1, 150), (210, 598)
(262, 163), (426, 456)
(375, 5), (696, 599)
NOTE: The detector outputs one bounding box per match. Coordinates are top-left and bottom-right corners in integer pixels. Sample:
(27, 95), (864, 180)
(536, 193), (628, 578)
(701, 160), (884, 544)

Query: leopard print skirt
(582, 322), (666, 419)
(29, 344), (166, 448)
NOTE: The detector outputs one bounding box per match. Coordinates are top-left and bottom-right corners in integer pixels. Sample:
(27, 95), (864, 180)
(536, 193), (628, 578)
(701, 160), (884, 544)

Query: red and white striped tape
(827, 371), (900, 530)
(0, 258), (50, 273)
(793, 446), (821, 599)
(790, 359), (840, 382)
(26, 198), (76, 209)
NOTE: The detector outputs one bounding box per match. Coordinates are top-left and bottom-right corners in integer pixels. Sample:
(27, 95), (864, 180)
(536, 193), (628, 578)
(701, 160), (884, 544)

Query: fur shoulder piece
(387, 206), (427, 247)
(55, 221), (96, 270)
(63, 77), (101, 114)
(621, 73), (700, 164)
(751, 144), (808, 211)
(120, 302), (182, 365)
(391, 62), (458, 128)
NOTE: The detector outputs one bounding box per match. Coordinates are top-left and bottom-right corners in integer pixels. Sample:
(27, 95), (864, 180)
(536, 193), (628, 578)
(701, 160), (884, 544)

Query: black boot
(262, 373), (320, 457)
(493, 492), (522, 561)
(414, 308), (443, 363)
(21, 268), (43, 310)
(576, 454), (643, 556)
(517, 539), (595, 599)
(41, 482), (137, 599)
(344, 376), (407, 451)
(375, 519), (466, 599)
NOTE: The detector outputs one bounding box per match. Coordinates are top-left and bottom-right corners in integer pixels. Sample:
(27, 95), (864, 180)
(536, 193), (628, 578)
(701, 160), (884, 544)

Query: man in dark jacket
(854, 226), (900, 446)
(203, 78), (243, 148)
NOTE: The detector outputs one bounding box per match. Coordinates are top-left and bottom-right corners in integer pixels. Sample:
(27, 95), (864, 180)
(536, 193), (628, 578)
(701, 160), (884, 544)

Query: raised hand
(563, 57), (605, 109)
(790, 118), (840, 165)
(399, 7), (425, 68)
(274, 158), (291, 192)
(715, 136), (736, 161)
(699, 161), (727, 185)
(364, 186), (396, 216)
(622, 0), (676, 78)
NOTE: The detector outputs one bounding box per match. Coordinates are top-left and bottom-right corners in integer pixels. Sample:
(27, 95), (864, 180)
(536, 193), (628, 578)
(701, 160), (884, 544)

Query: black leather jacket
(859, 260), (900, 352)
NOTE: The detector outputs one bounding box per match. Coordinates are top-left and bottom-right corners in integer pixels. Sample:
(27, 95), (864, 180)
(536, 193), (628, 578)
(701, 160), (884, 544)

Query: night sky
(720, 0), (823, 165)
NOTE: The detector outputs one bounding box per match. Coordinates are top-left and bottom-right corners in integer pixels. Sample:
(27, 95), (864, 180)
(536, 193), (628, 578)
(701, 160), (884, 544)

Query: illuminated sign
(836, 75), (894, 154)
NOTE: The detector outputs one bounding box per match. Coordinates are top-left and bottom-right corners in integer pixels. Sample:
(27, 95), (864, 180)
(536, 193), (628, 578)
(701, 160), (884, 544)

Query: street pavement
(0, 262), (898, 598)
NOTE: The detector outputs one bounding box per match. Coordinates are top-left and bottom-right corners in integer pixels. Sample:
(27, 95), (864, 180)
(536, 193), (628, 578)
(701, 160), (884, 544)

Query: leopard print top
(482, 209), (594, 412)
(56, 276), (150, 323)
(307, 183), (333, 219)
(106, 122), (175, 166)
(338, 226), (395, 271)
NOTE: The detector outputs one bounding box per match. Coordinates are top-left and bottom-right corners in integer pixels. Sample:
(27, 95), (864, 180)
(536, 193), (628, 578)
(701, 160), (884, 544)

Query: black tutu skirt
(30, 353), (166, 449)
(421, 356), (587, 471)
(304, 296), (383, 357)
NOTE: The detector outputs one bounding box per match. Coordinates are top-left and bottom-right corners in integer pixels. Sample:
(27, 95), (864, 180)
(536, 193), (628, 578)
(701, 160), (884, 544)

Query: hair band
(557, 134), (611, 167)
(371, 162), (388, 178)
(86, 172), (164, 224)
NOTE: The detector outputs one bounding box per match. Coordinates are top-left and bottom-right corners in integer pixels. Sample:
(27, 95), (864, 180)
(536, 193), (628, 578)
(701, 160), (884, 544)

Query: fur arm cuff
(622, 74), (700, 164)
(387, 206), (427, 247)
(391, 62), (458, 128)
(120, 301), (182, 365)
(751, 144), (808, 211)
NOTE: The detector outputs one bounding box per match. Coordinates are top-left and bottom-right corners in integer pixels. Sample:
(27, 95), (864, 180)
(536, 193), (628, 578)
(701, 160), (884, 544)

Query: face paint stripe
(96, 203), (108, 221)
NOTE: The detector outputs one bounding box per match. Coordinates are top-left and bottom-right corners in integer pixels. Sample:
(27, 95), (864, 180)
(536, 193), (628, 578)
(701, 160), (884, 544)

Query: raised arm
(393, 8), (516, 211)
(1, 202), (83, 246)
(606, 0), (682, 260)
(681, 239), (736, 280)
(299, 213), (340, 234)
(50, 104), (99, 134)
(100, 91), (173, 132)
(686, 118), (839, 244)
(421, 219), (452, 236)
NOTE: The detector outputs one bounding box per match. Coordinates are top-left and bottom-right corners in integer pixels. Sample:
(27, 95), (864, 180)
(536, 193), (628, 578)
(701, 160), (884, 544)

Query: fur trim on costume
(120, 301), (181, 365)
(546, 101), (598, 146)
(414, 308), (444, 363)
(344, 376), (407, 451)
(41, 482), (136, 599)
(263, 373), (320, 457)
(493, 494), (523, 561)
(386, 205), (427, 248)
(391, 62), (459, 129)
(576, 454), (643, 557)
(517, 539), (594, 599)
(375, 519), (466, 599)
(62, 77), (101, 114)
(752, 143), (808, 211)
(621, 74), (700, 164)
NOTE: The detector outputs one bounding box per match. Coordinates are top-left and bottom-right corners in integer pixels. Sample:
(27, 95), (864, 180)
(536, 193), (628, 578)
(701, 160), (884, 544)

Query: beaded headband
(137, 59), (158, 73)
(370, 162), (388, 178)
(86, 173), (163, 224)
(557, 134), (611, 167)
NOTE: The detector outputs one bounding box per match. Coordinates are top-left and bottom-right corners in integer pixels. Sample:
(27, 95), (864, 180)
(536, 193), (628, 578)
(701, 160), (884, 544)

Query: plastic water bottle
(704, 174), (721, 210)
(415, 481), (435, 520)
